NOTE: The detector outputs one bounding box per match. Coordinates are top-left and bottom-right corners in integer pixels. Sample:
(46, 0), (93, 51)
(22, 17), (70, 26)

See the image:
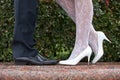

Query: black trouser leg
(13, 0), (39, 58)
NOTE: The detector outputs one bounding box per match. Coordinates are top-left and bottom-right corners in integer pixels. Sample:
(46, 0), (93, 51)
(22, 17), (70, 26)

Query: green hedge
(0, 0), (120, 62)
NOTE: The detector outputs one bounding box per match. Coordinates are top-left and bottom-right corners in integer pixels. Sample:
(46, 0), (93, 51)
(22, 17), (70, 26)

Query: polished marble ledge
(0, 62), (120, 80)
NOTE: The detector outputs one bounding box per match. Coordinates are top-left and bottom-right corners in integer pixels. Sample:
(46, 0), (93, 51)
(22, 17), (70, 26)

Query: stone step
(0, 62), (120, 80)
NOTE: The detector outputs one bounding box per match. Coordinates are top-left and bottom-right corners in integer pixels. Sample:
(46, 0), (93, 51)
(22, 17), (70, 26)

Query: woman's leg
(68, 0), (92, 59)
(56, 0), (75, 22)
(56, 0), (98, 59)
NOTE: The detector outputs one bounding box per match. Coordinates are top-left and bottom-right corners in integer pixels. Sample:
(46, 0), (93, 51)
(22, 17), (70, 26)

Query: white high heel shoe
(59, 46), (92, 65)
(92, 31), (111, 64)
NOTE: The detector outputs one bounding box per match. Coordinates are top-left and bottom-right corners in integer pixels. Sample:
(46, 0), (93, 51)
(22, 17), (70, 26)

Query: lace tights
(56, 0), (98, 59)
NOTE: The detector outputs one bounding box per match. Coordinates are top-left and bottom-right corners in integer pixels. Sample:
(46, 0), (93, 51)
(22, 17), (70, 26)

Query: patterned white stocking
(56, 0), (75, 22)
(56, 0), (98, 59)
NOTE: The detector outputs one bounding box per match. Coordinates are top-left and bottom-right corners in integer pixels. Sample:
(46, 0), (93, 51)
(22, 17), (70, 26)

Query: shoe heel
(87, 51), (92, 65)
(104, 35), (111, 43)
(101, 32), (111, 43)
(98, 31), (111, 43)
(15, 61), (28, 65)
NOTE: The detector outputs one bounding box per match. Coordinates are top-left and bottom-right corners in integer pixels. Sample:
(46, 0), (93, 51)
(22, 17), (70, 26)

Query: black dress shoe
(37, 54), (59, 63)
(38, 54), (50, 60)
(38, 54), (58, 62)
(14, 55), (58, 65)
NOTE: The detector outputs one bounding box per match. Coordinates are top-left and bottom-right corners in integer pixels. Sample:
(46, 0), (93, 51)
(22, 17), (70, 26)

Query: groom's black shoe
(14, 55), (58, 65)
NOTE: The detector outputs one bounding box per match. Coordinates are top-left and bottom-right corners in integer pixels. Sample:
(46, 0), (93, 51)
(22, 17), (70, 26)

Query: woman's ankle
(89, 30), (98, 54)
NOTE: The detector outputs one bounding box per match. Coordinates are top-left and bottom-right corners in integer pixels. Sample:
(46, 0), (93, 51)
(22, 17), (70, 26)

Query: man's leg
(13, 0), (58, 65)
(13, 0), (39, 58)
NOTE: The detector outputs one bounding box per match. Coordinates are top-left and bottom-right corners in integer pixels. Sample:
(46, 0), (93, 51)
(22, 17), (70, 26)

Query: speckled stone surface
(0, 62), (120, 80)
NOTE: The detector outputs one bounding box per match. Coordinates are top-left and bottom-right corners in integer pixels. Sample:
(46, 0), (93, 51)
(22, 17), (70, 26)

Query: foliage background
(0, 0), (120, 62)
